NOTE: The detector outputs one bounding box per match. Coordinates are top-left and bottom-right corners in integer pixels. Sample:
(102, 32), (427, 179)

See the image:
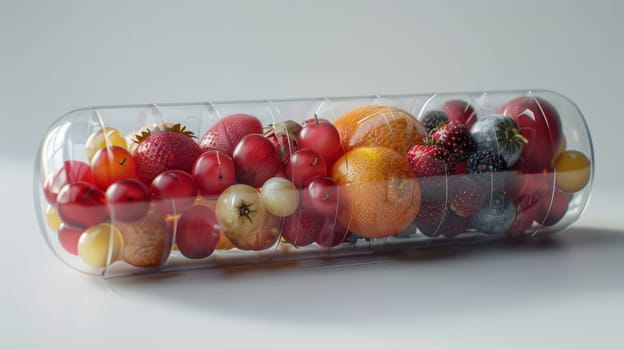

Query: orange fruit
(333, 105), (427, 154)
(331, 147), (421, 238)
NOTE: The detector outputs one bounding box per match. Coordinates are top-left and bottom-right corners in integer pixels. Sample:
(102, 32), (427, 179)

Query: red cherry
(281, 208), (322, 247)
(58, 224), (83, 255)
(106, 179), (151, 222)
(57, 182), (108, 229)
(286, 149), (327, 188)
(442, 100), (477, 129)
(151, 170), (197, 214)
(298, 115), (343, 170)
(498, 96), (563, 172)
(301, 116), (332, 127)
(301, 176), (340, 217)
(232, 134), (281, 188)
(44, 161), (95, 206)
(316, 219), (349, 247)
(176, 206), (221, 259)
(193, 150), (237, 197)
(199, 113), (263, 156)
(506, 195), (541, 238)
(90, 146), (137, 190)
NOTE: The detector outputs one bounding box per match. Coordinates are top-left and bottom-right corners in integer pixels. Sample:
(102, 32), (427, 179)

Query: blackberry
(467, 150), (507, 192)
(419, 110), (449, 134)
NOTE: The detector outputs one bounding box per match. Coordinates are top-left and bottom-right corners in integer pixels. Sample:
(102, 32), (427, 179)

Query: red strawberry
(448, 176), (483, 217)
(133, 124), (201, 185)
(199, 113), (263, 156)
(407, 142), (456, 178)
(432, 121), (476, 161)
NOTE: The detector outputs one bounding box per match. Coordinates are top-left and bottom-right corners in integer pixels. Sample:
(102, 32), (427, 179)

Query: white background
(2, 1), (624, 349)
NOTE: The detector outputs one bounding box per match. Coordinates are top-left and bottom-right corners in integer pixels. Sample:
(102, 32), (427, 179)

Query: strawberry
(199, 113), (263, 156)
(415, 200), (447, 237)
(431, 121), (476, 161)
(448, 176), (483, 217)
(407, 141), (456, 178)
(133, 124), (201, 185)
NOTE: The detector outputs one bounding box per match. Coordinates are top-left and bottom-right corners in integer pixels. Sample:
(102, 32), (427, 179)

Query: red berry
(176, 205), (221, 259)
(431, 121), (476, 161)
(232, 134), (281, 188)
(506, 196), (540, 238)
(106, 179), (151, 222)
(151, 170), (197, 214)
(498, 96), (563, 172)
(57, 182), (108, 229)
(298, 115), (344, 171)
(407, 143), (455, 178)
(91, 146), (137, 190)
(58, 224), (83, 255)
(286, 149), (327, 188)
(133, 124), (201, 185)
(301, 176), (340, 217)
(199, 113), (263, 156)
(192, 150), (237, 197)
(448, 176), (483, 217)
(44, 161), (95, 206)
(441, 100), (477, 129)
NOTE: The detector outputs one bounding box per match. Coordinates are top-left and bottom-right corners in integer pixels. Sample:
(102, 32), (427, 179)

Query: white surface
(2, 0), (624, 349)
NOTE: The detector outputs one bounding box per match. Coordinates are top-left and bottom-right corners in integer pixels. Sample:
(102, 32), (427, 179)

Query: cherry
(91, 146), (137, 190)
(232, 134), (281, 188)
(44, 161), (95, 206)
(286, 149), (327, 188)
(176, 205), (221, 259)
(56, 182), (108, 229)
(316, 219), (349, 247)
(539, 190), (571, 226)
(151, 170), (197, 214)
(106, 178), (151, 222)
(301, 176), (340, 217)
(282, 208), (322, 246)
(193, 150), (237, 197)
(298, 114), (343, 170)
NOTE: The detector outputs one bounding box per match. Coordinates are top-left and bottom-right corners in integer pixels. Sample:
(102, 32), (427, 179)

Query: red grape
(106, 179), (151, 222)
(91, 146), (137, 190)
(151, 170), (197, 214)
(301, 176), (340, 217)
(232, 134), (281, 188)
(58, 224), (83, 255)
(192, 150), (237, 197)
(285, 149), (327, 188)
(298, 115), (343, 170)
(176, 205), (220, 259)
(44, 161), (95, 206)
(56, 182), (108, 229)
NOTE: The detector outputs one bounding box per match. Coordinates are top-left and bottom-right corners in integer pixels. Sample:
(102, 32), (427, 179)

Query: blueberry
(471, 192), (516, 235)
(470, 114), (526, 167)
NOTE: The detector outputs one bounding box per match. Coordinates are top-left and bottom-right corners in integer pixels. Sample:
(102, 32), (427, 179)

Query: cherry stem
(313, 113), (320, 126)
